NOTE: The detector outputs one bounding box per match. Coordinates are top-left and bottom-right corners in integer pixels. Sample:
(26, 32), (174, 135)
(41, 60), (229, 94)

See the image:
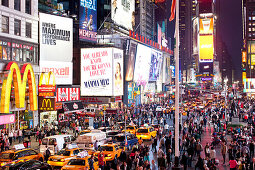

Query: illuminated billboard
(134, 44), (151, 85)
(125, 41), (137, 81)
(149, 50), (163, 81)
(39, 13), (73, 62)
(199, 17), (213, 34)
(199, 35), (214, 62)
(193, 18), (198, 55)
(111, 0), (135, 30)
(79, 0), (97, 42)
(80, 48), (123, 96)
(199, 62), (213, 74)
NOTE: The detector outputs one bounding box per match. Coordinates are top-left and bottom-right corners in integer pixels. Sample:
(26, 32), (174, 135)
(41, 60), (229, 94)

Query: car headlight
(60, 158), (65, 162)
(107, 154), (112, 157)
(1, 162), (7, 166)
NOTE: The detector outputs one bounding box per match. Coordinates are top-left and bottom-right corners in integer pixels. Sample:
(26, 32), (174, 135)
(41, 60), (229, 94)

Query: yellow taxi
(0, 145), (44, 167)
(61, 156), (100, 170)
(122, 125), (137, 135)
(94, 143), (122, 162)
(47, 148), (84, 168)
(136, 126), (157, 140)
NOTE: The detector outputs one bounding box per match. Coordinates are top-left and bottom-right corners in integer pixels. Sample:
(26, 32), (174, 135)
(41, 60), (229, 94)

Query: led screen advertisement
(149, 50), (163, 81)
(80, 48), (123, 96)
(133, 44), (152, 85)
(125, 41), (137, 81)
(199, 17), (213, 34)
(39, 13), (73, 62)
(193, 18), (198, 55)
(199, 35), (214, 62)
(113, 48), (124, 96)
(111, 0), (135, 30)
(199, 62), (213, 74)
(79, 0), (97, 42)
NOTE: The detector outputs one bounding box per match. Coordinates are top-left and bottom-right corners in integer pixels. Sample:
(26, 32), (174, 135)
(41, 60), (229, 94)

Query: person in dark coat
(180, 152), (188, 170)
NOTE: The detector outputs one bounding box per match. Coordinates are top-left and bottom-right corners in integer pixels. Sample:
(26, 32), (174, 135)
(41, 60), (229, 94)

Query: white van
(40, 134), (75, 155)
(76, 131), (107, 149)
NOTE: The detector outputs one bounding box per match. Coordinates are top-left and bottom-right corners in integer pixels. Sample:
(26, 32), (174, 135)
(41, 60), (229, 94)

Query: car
(106, 130), (119, 139)
(47, 147), (84, 168)
(1, 160), (52, 170)
(136, 126), (157, 140)
(156, 106), (163, 112)
(0, 145), (44, 167)
(94, 143), (122, 162)
(122, 125), (137, 135)
(61, 156), (100, 170)
(113, 133), (138, 150)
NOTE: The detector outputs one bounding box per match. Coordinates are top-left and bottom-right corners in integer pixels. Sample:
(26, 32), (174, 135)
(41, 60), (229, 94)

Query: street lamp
(224, 77), (228, 120)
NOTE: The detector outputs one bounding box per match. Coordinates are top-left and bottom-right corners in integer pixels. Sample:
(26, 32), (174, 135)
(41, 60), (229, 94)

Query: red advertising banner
(38, 85), (56, 93)
(56, 87), (80, 102)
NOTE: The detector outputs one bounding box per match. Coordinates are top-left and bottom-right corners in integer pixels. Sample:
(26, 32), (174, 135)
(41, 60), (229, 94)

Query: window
(2, 0), (8, 7)
(14, 0), (21, 11)
(25, 0), (31, 14)
(73, 150), (79, 156)
(2, 16), (9, 33)
(26, 22), (32, 38)
(14, 19), (21, 36)
(12, 43), (23, 61)
(1, 41), (11, 60)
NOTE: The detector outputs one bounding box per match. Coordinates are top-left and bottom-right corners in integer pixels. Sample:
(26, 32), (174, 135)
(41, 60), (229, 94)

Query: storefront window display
(40, 111), (57, 128)
(0, 38), (38, 64)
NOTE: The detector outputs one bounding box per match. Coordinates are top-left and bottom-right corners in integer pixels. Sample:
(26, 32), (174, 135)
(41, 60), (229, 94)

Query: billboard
(125, 41), (137, 81)
(38, 97), (56, 111)
(111, 0), (135, 30)
(199, 35), (214, 62)
(199, 17), (213, 34)
(0, 62), (37, 113)
(193, 18), (198, 55)
(39, 13), (73, 62)
(40, 61), (73, 85)
(56, 87), (80, 102)
(149, 50), (163, 81)
(80, 48), (123, 96)
(134, 44), (152, 85)
(199, 62), (213, 74)
(113, 48), (124, 96)
(79, 0), (97, 42)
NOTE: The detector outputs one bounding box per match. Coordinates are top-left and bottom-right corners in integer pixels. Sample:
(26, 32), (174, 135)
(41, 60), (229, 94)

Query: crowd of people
(1, 92), (255, 170)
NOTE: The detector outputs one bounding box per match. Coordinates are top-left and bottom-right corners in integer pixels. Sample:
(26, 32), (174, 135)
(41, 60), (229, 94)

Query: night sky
(219, 0), (243, 81)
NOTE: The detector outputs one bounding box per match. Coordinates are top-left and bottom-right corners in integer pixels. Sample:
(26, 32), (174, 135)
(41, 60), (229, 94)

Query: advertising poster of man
(125, 41), (137, 81)
(149, 50), (163, 81)
(79, 0), (97, 42)
(113, 49), (124, 96)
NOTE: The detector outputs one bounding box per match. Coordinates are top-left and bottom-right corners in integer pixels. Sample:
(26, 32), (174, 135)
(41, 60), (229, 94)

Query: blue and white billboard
(79, 0), (97, 42)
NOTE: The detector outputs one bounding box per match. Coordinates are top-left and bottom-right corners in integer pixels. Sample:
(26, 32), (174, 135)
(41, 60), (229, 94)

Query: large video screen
(125, 41), (137, 81)
(79, 0), (97, 42)
(149, 50), (163, 81)
(133, 44), (151, 84)
(199, 35), (214, 62)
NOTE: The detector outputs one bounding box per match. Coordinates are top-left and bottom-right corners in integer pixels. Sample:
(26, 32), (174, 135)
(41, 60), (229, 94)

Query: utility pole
(174, 0), (180, 168)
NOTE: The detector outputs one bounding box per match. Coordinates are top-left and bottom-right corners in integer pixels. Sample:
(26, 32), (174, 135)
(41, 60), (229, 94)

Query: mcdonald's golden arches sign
(38, 97), (55, 111)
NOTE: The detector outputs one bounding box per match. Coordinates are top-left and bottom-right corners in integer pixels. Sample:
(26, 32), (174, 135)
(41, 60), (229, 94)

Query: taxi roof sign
(13, 144), (25, 150)
(67, 143), (78, 150)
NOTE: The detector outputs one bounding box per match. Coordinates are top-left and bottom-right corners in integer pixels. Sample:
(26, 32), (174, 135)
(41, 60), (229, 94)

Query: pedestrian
(44, 146), (51, 162)
(138, 137), (143, 145)
(152, 137), (157, 153)
(8, 130), (13, 146)
(98, 150), (105, 170)
(180, 152), (188, 170)
(151, 160), (157, 170)
(195, 155), (204, 170)
(157, 146), (166, 169)
(229, 156), (238, 170)
(89, 155), (95, 170)
(166, 148), (172, 167)
(210, 147), (216, 163)
(221, 142), (227, 164)
(204, 143), (210, 158)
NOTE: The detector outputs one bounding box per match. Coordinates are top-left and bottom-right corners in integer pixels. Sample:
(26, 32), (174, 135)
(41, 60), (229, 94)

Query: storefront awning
(63, 101), (84, 113)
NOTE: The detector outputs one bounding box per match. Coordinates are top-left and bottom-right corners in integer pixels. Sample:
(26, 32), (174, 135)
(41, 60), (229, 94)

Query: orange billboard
(199, 18), (213, 34)
(199, 35), (214, 62)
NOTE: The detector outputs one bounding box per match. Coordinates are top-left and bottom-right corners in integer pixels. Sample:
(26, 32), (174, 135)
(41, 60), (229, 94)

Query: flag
(169, 0), (176, 22)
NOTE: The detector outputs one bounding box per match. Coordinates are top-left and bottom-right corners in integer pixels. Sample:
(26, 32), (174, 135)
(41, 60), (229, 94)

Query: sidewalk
(200, 126), (230, 170)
